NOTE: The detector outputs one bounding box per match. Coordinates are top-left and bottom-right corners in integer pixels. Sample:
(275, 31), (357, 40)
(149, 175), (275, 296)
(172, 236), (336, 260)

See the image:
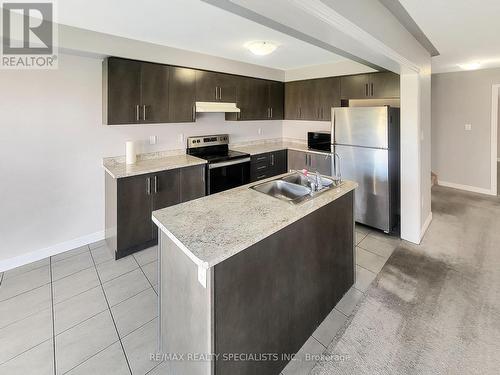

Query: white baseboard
(438, 180), (496, 196)
(420, 212), (433, 242)
(0, 230), (105, 273)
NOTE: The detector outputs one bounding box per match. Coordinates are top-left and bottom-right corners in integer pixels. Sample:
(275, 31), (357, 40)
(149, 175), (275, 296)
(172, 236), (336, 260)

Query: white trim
(497, 158), (500, 162)
(491, 84), (499, 196)
(420, 212), (433, 242)
(438, 180), (496, 196)
(290, 0), (421, 73)
(0, 231), (105, 273)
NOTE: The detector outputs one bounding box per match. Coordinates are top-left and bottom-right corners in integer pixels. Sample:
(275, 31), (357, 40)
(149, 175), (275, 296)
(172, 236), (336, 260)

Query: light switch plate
(465, 124), (472, 131)
(149, 135), (158, 145)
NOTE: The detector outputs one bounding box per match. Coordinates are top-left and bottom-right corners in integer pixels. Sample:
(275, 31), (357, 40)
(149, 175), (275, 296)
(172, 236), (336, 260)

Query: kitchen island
(152, 174), (357, 375)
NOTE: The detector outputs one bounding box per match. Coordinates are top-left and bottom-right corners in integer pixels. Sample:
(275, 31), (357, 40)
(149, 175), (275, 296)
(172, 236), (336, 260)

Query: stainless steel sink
(251, 180), (311, 204)
(281, 172), (335, 188)
(251, 172), (341, 204)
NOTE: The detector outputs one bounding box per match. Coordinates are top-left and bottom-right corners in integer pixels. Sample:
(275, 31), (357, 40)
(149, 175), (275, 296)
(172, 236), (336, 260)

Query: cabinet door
(218, 73), (238, 103)
(195, 70), (219, 102)
(237, 77), (269, 120)
(297, 80), (318, 120)
(117, 174), (154, 252)
(106, 58), (141, 125)
(268, 81), (284, 120)
(318, 77), (340, 121)
(269, 150), (287, 175)
(180, 165), (206, 202)
(284, 81), (302, 120)
(287, 150), (308, 171)
(195, 71), (237, 102)
(340, 74), (370, 99)
(169, 67), (196, 123)
(141, 62), (170, 123)
(309, 153), (333, 176)
(369, 72), (400, 98)
(153, 169), (181, 211)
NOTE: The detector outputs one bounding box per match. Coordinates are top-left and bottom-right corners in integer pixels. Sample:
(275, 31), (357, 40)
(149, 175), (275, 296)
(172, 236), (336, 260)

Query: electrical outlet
(179, 133), (184, 144)
(464, 123), (472, 131)
(258, 128), (262, 135)
(149, 135), (158, 145)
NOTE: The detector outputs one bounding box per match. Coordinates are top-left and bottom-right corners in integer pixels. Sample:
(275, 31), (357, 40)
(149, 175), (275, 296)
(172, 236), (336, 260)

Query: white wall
(0, 53), (282, 269)
(282, 121), (330, 140)
(284, 61), (375, 82)
(432, 68), (500, 193)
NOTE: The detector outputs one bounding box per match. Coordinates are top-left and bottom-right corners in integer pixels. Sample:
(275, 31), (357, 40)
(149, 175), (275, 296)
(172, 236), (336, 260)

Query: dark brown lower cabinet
(213, 192), (354, 375)
(250, 150), (288, 182)
(106, 164), (205, 259)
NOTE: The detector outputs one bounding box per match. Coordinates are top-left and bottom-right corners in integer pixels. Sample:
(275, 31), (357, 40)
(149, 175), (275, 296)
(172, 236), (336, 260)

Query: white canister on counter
(126, 141), (137, 165)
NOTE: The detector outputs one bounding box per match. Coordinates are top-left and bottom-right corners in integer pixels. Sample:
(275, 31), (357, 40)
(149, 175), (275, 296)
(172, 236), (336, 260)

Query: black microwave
(307, 131), (331, 152)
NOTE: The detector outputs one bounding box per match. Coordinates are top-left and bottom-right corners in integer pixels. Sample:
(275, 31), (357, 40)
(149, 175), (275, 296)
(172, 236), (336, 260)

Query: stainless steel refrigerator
(331, 106), (400, 233)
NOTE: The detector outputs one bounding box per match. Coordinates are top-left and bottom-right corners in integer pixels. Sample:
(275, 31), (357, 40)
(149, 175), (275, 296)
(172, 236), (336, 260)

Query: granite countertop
(231, 140), (331, 156)
(103, 154), (207, 179)
(152, 174), (357, 270)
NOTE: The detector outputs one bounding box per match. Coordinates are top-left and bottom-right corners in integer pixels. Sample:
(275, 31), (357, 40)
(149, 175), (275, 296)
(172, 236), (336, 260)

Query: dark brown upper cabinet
(104, 58), (142, 125)
(104, 57), (170, 125)
(168, 67), (196, 123)
(235, 77), (269, 120)
(195, 70), (237, 102)
(227, 78), (284, 121)
(284, 77), (340, 121)
(141, 62), (170, 123)
(268, 81), (284, 120)
(340, 72), (400, 99)
(368, 72), (400, 98)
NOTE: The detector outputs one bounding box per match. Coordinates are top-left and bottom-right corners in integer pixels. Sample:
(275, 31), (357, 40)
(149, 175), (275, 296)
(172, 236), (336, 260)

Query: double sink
(251, 172), (340, 204)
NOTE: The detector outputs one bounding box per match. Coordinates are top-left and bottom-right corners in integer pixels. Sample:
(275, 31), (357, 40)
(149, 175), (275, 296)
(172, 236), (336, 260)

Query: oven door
(208, 158), (251, 195)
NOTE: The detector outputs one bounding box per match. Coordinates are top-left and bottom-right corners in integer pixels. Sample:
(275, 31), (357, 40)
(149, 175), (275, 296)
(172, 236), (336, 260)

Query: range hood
(195, 101), (240, 113)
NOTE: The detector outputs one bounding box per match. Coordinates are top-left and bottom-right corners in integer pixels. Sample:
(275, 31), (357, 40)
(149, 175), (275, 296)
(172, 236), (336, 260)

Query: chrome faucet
(315, 171), (323, 191)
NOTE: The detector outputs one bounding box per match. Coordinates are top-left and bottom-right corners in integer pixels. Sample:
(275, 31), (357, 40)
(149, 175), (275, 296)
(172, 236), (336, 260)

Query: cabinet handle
(256, 156), (267, 161)
(143, 105), (147, 121)
(257, 174), (266, 180)
(299, 107), (302, 118)
(192, 103), (196, 121)
(371, 83), (374, 96)
(215, 87), (218, 100)
(136, 105), (140, 122)
(154, 175), (158, 194)
(365, 84), (368, 97)
(257, 165), (267, 170)
(271, 153), (274, 166)
(321, 108), (323, 119)
(218, 87), (222, 100)
(146, 177), (151, 195)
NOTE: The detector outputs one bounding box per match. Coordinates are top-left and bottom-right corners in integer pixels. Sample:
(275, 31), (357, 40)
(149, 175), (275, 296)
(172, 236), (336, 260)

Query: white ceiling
(399, 0), (500, 73)
(56, 0), (346, 70)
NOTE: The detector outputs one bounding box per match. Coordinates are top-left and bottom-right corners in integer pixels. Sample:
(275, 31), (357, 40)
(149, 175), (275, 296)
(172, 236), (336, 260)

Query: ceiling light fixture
(457, 62), (482, 71)
(244, 41), (278, 56)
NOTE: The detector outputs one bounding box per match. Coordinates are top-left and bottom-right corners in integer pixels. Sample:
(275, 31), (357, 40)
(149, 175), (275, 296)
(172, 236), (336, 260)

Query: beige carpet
(311, 186), (500, 375)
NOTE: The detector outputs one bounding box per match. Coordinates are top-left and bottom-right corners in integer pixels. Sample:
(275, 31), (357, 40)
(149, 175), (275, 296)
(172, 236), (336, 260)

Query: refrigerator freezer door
(334, 107), (389, 149)
(335, 145), (390, 231)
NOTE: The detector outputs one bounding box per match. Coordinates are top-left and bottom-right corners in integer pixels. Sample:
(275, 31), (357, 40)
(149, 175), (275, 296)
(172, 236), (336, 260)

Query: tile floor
(0, 225), (401, 375)
(0, 242), (161, 375)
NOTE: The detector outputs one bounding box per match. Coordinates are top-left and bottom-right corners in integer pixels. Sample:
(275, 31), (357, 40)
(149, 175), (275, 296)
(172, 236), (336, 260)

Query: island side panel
(213, 191), (354, 375)
(159, 233), (214, 375)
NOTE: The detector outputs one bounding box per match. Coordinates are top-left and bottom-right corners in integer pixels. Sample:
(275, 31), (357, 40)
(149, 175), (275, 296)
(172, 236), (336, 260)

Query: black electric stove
(187, 134), (250, 195)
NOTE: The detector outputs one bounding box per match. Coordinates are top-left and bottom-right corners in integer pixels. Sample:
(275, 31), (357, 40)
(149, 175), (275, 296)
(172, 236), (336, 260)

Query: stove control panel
(187, 134), (229, 148)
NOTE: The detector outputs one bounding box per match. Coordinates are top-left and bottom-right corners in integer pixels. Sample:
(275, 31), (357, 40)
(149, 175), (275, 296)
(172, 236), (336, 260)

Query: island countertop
(152, 174), (357, 269)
